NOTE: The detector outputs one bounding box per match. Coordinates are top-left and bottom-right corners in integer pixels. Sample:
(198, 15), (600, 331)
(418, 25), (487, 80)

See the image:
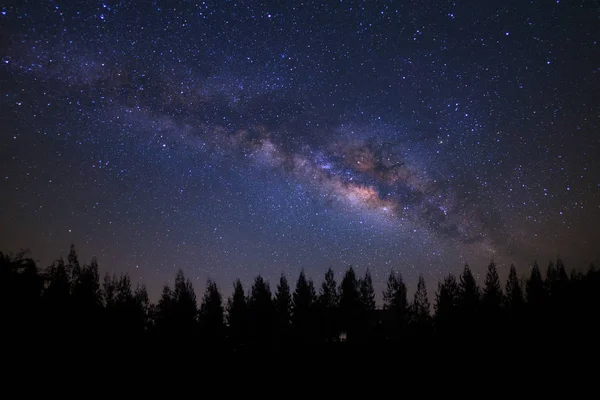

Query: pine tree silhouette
(382, 270), (408, 342)
(339, 266), (361, 342)
(155, 284), (176, 340)
(318, 268), (339, 343)
(172, 269), (198, 340)
(113, 274), (141, 339)
(357, 269), (376, 342)
(458, 264), (480, 333)
(248, 275), (274, 346)
(133, 283), (149, 334)
(483, 260), (502, 310)
(550, 258), (570, 336)
(526, 261), (546, 309)
(320, 268), (339, 307)
(45, 258), (71, 307)
(103, 273), (117, 309)
(359, 269), (376, 311)
(199, 280), (225, 346)
(410, 275), (431, 339)
(553, 258), (569, 301)
(72, 257), (100, 308)
(67, 245), (80, 283)
(227, 279), (248, 349)
(504, 264), (524, 318)
(116, 274), (134, 305)
(526, 261), (548, 336)
(546, 261), (557, 291)
(292, 270), (316, 344)
(556, 259), (568, 282)
(459, 264), (480, 309)
(434, 273), (459, 338)
(482, 260), (503, 336)
(44, 257), (71, 338)
(274, 274), (292, 346)
(153, 270), (198, 345)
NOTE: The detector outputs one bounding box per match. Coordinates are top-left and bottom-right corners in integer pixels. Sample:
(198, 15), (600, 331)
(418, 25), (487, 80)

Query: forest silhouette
(2, 245), (599, 360)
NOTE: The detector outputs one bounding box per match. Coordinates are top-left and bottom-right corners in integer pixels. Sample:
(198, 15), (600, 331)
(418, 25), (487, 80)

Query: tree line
(2, 245), (599, 354)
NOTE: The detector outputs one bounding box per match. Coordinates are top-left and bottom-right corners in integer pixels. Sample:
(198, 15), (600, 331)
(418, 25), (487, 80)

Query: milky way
(1, 1), (598, 299)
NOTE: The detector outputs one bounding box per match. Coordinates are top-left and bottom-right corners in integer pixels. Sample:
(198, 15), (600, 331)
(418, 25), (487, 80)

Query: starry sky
(1, 0), (599, 301)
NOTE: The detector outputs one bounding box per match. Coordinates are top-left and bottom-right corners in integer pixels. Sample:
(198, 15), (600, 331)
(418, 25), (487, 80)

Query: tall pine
(358, 269), (376, 342)
(434, 273), (459, 337)
(318, 268), (339, 342)
(199, 280), (225, 345)
(410, 275), (431, 337)
(226, 279), (248, 347)
(458, 264), (480, 329)
(274, 274), (292, 344)
(173, 269), (198, 337)
(505, 264), (524, 312)
(382, 270), (408, 340)
(359, 269), (376, 311)
(482, 260), (503, 334)
(292, 270), (316, 343)
(526, 261), (546, 309)
(248, 275), (274, 345)
(339, 266), (361, 340)
(483, 260), (502, 311)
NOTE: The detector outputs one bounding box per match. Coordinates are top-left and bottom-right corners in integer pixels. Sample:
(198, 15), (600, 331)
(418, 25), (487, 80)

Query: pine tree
(339, 266), (361, 339)
(410, 275), (431, 333)
(459, 264), (480, 311)
(482, 260), (503, 335)
(45, 258), (71, 308)
(44, 257), (72, 339)
(71, 256), (101, 337)
(359, 269), (376, 311)
(526, 261), (546, 309)
(174, 270), (197, 316)
(546, 261), (557, 290)
(274, 274), (292, 343)
(156, 284), (176, 337)
(292, 270), (316, 343)
(72, 257), (100, 307)
(319, 268), (339, 309)
(111, 274), (140, 337)
(226, 279), (248, 347)
(318, 268), (339, 342)
(556, 258), (568, 282)
(551, 258), (570, 333)
(115, 274), (134, 306)
(505, 264), (524, 312)
(168, 270), (198, 338)
(67, 244), (81, 288)
(458, 264), (480, 334)
(553, 258), (569, 300)
(382, 270), (408, 340)
(199, 280), (225, 344)
(434, 273), (459, 336)
(103, 273), (117, 308)
(248, 275), (274, 345)
(133, 283), (149, 332)
(483, 260), (502, 310)
(357, 269), (376, 342)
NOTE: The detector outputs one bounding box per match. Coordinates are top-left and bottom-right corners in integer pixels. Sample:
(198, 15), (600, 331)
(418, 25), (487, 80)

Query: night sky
(1, 0), (598, 301)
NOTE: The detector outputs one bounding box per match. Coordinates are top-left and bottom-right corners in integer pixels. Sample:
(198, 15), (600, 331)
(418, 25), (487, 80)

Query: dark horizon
(2, 244), (598, 305)
(3, 243), (599, 356)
